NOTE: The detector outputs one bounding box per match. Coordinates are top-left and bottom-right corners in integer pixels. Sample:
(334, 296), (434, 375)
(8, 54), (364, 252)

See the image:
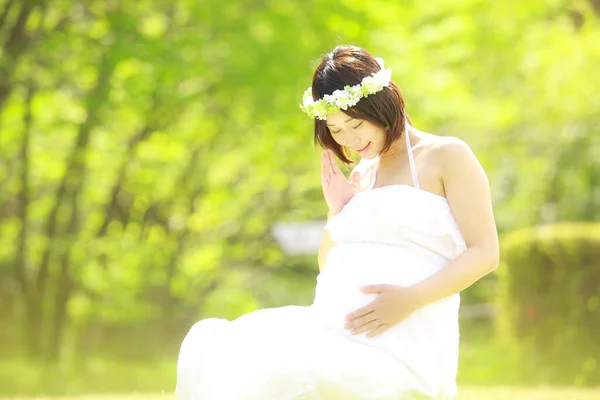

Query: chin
(360, 148), (379, 159)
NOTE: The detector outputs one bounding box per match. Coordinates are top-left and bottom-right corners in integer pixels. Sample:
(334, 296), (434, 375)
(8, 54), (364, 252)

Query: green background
(0, 0), (599, 395)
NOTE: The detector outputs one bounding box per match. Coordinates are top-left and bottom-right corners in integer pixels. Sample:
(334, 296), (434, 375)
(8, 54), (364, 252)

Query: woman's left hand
(344, 284), (422, 338)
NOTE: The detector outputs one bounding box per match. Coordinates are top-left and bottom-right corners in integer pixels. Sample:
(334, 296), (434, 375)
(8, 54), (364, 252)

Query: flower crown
(299, 57), (392, 120)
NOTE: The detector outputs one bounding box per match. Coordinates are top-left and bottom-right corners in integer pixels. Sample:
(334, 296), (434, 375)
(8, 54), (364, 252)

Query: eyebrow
(326, 117), (354, 127)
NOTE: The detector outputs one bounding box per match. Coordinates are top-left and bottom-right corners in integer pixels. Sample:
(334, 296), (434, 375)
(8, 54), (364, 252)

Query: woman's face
(325, 111), (387, 159)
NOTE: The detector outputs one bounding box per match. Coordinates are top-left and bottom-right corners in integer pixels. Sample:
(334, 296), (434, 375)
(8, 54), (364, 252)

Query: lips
(356, 142), (370, 153)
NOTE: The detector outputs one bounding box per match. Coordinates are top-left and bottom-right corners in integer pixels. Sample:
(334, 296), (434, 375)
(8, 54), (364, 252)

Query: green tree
(0, 0), (598, 368)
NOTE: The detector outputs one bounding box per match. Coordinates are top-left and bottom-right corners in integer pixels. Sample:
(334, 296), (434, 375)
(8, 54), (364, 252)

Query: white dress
(175, 132), (467, 400)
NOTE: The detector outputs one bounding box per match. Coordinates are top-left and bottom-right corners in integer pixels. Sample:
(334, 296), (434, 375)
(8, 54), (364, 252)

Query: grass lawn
(2, 323), (597, 399)
(457, 386), (600, 399)
(3, 388), (600, 400)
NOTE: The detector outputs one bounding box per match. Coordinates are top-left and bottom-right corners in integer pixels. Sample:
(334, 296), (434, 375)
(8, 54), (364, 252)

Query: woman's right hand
(321, 149), (361, 216)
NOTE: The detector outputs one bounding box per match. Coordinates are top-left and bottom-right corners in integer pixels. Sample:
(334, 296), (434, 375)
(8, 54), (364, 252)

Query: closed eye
(330, 121), (362, 134)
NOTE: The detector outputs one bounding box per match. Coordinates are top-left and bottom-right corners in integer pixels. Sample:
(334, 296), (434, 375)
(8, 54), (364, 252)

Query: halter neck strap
(368, 125), (420, 189)
(405, 125), (420, 189)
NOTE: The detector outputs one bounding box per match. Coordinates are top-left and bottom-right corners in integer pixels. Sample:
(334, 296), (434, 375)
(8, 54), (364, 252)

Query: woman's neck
(376, 125), (420, 168)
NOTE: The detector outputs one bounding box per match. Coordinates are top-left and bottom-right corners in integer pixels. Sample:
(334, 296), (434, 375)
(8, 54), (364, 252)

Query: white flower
(323, 94), (335, 105)
(301, 88), (314, 108)
(328, 89), (350, 110)
(299, 56), (393, 119)
(312, 101), (327, 119)
(376, 67), (392, 89)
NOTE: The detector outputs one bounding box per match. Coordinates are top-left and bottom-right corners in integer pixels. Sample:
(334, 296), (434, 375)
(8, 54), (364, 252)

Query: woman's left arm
(409, 138), (500, 307)
(343, 138), (500, 336)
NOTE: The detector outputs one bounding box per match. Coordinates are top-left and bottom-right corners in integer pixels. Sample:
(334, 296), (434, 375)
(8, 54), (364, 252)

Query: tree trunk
(34, 51), (117, 361)
(589, 0), (600, 17)
(14, 85), (42, 357)
(48, 248), (74, 362)
(48, 187), (78, 362)
(0, 0), (17, 31)
(0, 0), (37, 115)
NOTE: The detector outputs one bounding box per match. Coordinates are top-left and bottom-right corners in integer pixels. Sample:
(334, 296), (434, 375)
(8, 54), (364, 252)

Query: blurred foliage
(0, 0), (599, 394)
(497, 223), (600, 385)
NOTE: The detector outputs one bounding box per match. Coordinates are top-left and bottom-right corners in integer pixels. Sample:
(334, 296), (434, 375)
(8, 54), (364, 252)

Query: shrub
(496, 222), (600, 385)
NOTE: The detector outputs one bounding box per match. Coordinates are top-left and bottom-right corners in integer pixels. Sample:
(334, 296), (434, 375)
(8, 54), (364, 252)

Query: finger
(351, 171), (361, 190)
(366, 322), (389, 338)
(322, 152), (332, 181)
(344, 312), (376, 330)
(327, 150), (337, 176)
(345, 306), (375, 322)
(330, 150), (346, 177)
(361, 284), (388, 294)
(321, 153), (329, 182)
(350, 317), (379, 336)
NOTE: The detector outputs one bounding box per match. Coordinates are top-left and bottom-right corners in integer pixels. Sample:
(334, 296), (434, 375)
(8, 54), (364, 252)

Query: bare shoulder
(426, 135), (491, 209)
(426, 135), (476, 160)
(415, 134), (480, 178)
(423, 135), (482, 177)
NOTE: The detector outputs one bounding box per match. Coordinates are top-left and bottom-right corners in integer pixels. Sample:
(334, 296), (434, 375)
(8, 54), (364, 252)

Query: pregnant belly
(310, 242), (460, 395)
(311, 242), (451, 331)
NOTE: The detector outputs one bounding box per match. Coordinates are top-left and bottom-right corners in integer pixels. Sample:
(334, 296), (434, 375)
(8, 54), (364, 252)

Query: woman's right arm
(318, 210), (338, 272)
(318, 149), (365, 272)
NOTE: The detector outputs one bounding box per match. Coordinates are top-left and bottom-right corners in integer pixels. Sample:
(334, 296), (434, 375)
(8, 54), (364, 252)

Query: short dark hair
(310, 45), (409, 165)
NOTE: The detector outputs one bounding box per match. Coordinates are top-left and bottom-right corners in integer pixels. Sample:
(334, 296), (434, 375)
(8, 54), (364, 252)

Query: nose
(343, 135), (361, 148)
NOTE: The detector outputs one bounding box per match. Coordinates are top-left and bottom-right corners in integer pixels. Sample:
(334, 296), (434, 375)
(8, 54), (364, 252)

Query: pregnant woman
(175, 45), (500, 400)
